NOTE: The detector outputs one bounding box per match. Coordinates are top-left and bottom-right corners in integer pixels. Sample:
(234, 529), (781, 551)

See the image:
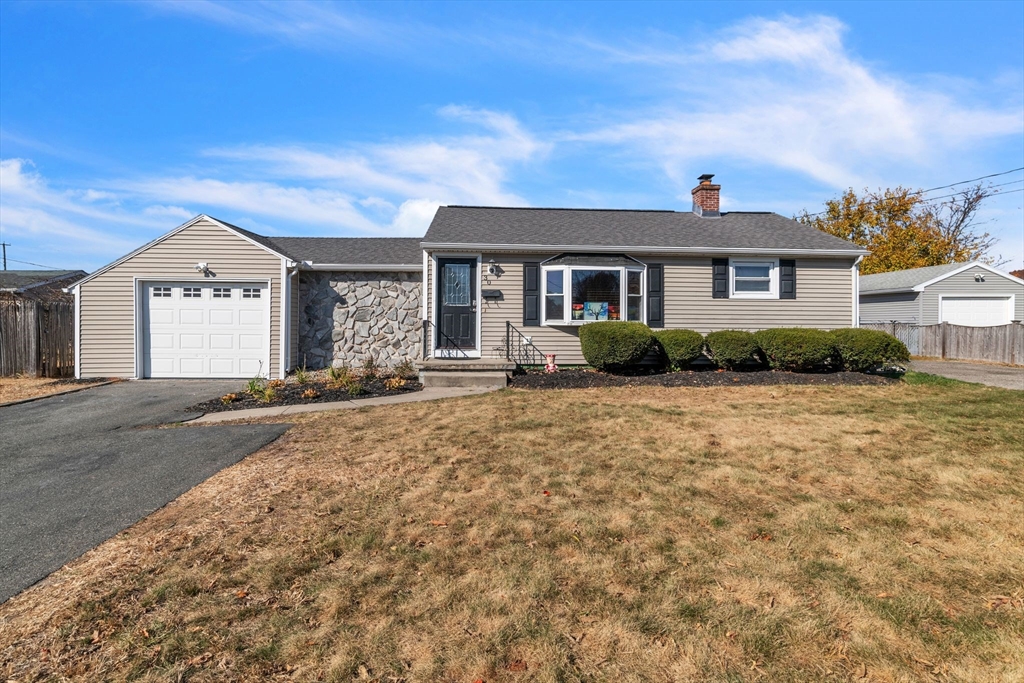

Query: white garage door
(143, 282), (270, 378)
(940, 297), (1012, 327)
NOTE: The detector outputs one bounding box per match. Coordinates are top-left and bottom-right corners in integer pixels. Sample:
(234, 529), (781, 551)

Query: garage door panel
(210, 358), (235, 375)
(143, 282), (269, 378)
(180, 309), (204, 324)
(210, 334), (234, 349)
(239, 310), (263, 325)
(940, 297), (1011, 327)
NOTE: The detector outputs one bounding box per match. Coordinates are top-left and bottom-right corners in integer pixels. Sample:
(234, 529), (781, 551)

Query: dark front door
(437, 257), (476, 351)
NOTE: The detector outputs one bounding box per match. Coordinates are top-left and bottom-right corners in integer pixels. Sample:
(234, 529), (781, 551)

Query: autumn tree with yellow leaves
(797, 185), (1000, 275)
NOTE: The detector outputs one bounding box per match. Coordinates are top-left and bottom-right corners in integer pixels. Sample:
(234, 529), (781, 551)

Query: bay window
(541, 258), (646, 325)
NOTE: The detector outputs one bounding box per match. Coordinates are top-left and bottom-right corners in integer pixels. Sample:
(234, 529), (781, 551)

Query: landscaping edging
(187, 376), (423, 414)
(508, 368), (898, 389)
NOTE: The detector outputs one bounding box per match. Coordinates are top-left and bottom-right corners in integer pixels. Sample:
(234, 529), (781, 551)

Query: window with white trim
(212, 287), (232, 299)
(730, 259), (778, 299)
(242, 287), (261, 299)
(182, 287), (202, 298)
(541, 264), (645, 325)
(152, 286), (171, 298)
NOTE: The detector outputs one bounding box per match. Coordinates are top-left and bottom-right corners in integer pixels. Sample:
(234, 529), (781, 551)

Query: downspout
(852, 256), (863, 328)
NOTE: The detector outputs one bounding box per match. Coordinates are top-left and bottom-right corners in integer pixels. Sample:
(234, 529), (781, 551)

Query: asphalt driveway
(0, 380), (289, 603)
(911, 360), (1024, 390)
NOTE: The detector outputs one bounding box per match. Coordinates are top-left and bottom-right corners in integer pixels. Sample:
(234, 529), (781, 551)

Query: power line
(5, 257), (65, 270)
(801, 167), (1024, 218)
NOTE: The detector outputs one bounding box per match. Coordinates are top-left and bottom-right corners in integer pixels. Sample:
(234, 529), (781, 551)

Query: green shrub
(753, 328), (837, 371)
(704, 330), (762, 369)
(654, 329), (705, 370)
(578, 321), (655, 372)
(831, 328), (910, 372)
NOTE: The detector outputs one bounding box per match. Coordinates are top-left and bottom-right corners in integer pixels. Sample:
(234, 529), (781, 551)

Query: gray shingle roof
(422, 206), (865, 253)
(265, 237), (423, 266)
(859, 262), (975, 293)
(0, 270), (86, 291)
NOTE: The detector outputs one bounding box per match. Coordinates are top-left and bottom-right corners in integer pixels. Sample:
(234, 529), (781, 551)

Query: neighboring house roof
(266, 237), (423, 267)
(421, 206), (867, 254)
(0, 270), (87, 301)
(860, 261), (1024, 294)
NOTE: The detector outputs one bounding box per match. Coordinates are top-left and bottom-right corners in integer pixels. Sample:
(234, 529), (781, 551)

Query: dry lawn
(0, 376), (104, 404)
(1, 380), (1022, 682)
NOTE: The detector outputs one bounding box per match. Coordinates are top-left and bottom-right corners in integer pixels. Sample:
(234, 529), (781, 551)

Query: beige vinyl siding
(428, 252), (856, 365)
(859, 292), (921, 323)
(919, 265), (1024, 325)
(79, 218), (285, 378)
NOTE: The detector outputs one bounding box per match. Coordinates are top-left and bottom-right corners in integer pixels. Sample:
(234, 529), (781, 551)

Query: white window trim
(729, 258), (779, 300)
(541, 264), (646, 326)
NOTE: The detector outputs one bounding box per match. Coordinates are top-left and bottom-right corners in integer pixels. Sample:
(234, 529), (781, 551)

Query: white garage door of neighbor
(143, 282), (270, 378)
(940, 296), (1012, 327)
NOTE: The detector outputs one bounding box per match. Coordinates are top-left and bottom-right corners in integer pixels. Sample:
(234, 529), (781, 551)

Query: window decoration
(152, 286), (171, 298)
(442, 263), (470, 306)
(242, 287), (261, 299)
(212, 287), (232, 299)
(183, 287), (202, 298)
(730, 259), (778, 299)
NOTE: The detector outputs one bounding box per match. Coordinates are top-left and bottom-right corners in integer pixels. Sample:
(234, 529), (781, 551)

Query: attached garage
(72, 216), (296, 379)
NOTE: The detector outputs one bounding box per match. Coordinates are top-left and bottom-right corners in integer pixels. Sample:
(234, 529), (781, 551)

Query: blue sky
(1, 0), (1022, 272)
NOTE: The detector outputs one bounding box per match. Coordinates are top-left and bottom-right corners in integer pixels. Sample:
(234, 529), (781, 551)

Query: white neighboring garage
(859, 261), (1024, 326)
(72, 215), (296, 379)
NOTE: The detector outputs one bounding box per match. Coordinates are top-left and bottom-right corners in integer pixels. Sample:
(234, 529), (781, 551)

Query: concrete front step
(417, 359), (516, 388)
(421, 371), (509, 388)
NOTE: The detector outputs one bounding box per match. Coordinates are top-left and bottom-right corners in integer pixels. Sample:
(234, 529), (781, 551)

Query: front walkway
(910, 360), (1024, 390)
(186, 386), (499, 424)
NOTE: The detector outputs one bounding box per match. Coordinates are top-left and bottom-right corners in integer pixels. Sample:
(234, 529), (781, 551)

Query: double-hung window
(730, 259), (778, 299)
(541, 258), (645, 325)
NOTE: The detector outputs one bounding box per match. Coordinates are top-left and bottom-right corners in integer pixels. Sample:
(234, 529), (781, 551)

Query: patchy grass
(902, 371), (976, 388)
(2, 382), (1022, 682)
(0, 376), (106, 403)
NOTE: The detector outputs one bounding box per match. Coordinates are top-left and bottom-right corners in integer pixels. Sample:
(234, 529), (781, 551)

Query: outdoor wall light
(974, 273), (985, 282)
(195, 262), (210, 275)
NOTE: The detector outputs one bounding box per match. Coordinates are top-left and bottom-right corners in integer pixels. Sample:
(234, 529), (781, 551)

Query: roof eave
(302, 263), (422, 271)
(419, 242), (868, 257)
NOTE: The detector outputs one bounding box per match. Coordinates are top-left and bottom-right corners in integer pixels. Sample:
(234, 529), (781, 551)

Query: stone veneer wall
(298, 271), (422, 369)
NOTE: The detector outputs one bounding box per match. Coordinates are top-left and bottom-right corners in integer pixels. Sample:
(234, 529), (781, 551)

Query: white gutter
(301, 263), (422, 271)
(418, 242), (869, 257)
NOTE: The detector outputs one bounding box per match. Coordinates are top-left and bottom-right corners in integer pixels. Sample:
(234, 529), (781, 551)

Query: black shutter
(780, 259), (796, 299)
(712, 258), (729, 298)
(647, 264), (664, 328)
(523, 262), (540, 326)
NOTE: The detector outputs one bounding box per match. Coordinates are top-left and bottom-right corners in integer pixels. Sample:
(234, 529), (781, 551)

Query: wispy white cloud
(568, 16), (1022, 191)
(0, 159), (146, 261)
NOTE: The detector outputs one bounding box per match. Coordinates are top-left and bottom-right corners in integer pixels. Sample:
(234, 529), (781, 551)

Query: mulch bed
(508, 367), (899, 389)
(188, 376), (423, 413)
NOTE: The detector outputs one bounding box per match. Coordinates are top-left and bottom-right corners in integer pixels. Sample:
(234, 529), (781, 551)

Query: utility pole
(0, 243), (8, 270)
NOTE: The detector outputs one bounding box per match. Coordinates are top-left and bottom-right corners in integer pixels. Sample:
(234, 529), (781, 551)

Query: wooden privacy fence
(0, 300), (75, 377)
(863, 321), (1023, 366)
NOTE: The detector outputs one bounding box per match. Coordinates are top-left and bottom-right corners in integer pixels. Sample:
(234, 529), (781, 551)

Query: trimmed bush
(831, 328), (910, 372)
(654, 329), (705, 370)
(753, 328), (837, 371)
(578, 321), (655, 371)
(705, 330), (762, 369)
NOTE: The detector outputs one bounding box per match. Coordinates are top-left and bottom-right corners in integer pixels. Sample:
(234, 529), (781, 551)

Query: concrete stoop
(417, 359), (516, 388)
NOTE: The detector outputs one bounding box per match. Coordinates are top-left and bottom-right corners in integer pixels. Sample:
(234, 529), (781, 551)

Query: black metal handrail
(505, 320), (545, 371)
(421, 318), (471, 359)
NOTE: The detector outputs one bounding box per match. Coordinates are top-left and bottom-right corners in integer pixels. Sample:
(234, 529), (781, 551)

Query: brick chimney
(691, 173), (721, 217)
